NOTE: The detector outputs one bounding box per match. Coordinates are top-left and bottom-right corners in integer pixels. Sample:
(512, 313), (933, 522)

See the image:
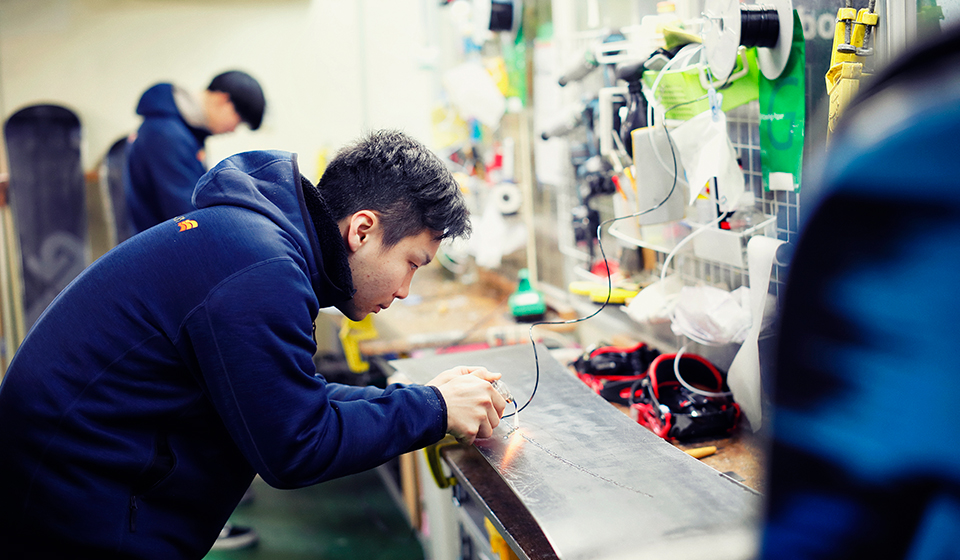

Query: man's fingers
(468, 368), (501, 383)
(435, 372), (509, 445)
(486, 404), (501, 432)
(476, 415), (495, 439)
(492, 391), (507, 417)
(426, 365), (499, 387)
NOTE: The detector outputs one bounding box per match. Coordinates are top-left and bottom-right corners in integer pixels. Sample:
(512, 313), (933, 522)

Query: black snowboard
(100, 135), (132, 246)
(4, 104), (88, 329)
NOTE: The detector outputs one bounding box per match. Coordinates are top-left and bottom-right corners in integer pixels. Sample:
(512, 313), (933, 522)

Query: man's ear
(344, 210), (379, 252)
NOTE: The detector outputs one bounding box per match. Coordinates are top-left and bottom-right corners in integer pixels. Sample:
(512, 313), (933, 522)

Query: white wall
(0, 0), (443, 181)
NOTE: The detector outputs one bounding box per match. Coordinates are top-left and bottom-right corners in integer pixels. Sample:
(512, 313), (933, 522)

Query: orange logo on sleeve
(178, 219), (199, 232)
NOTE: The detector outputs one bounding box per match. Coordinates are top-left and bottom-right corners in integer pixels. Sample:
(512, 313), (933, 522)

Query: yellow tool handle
(684, 445), (717, 459)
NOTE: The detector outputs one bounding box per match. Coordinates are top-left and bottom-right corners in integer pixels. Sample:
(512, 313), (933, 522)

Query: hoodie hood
(136, 83), (211, 139)
(193, 150), (355, 307)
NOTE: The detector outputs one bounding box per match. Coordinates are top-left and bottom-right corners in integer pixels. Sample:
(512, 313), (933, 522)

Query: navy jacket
(761, 27), (960, 559)
(124, 83), (210, 234)
(0, 151), (447, 559)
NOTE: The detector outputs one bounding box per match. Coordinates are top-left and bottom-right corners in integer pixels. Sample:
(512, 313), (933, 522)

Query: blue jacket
(124, 83), (210, 234)
(761, 27), (960, 559)
(0, 151), (448, 559)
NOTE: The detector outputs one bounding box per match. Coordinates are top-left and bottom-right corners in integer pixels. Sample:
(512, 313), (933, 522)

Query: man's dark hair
(318, 130), (471, 248)
(208, 70), (266, 130)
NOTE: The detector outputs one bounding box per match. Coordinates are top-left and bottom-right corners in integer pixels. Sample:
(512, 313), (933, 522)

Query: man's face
(336, 216), (440, 321)
(206, 91), (242, 134)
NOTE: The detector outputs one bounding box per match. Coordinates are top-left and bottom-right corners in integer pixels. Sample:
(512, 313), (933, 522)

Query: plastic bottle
(641, 1), (684, 50)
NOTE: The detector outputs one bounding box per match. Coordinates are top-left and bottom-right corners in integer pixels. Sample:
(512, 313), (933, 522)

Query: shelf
(608, 213), (777, 269)
(608, 218), (692, 254)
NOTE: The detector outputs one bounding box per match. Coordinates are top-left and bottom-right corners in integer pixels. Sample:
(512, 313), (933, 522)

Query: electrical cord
(503, 122), (683, 418)
(506, 42), (741, 417)
(652, 48), (741, 284)
(645, 42), (740, 179)
(646, 43), (704, 131)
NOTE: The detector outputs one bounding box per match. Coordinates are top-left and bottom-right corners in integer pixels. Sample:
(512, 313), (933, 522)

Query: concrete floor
(204, 472), (424, 560)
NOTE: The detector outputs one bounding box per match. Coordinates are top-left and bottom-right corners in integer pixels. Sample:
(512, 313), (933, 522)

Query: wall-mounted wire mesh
(538, 90), (800, 299)
(666, 100), (800, 298)
(533, 14), (805, 316)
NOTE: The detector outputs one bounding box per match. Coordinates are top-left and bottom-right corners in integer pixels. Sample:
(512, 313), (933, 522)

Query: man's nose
(394, 273), (413, 300)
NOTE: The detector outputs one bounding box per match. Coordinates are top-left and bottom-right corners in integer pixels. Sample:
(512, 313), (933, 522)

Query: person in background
(0, 130), (506, 560)
(761, 24), (960, 559)
(121, 69), (266, 547)
(124, 69), (266, 235)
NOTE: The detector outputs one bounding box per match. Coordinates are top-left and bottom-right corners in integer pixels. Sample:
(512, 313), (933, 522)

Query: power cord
(507, 42), (740, 417)
(504, 121), (682, 418)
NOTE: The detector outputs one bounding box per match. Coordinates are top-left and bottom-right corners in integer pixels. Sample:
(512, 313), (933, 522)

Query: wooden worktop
(358, 265), (575, 357)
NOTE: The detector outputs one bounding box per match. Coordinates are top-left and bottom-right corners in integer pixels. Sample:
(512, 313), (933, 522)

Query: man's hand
(427, 366), (507, 445)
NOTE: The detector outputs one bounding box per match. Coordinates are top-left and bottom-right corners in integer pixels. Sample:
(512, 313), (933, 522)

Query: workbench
(391, 345), (762, 560)
(355, 266), (575, 358)
(358, 264), (764, 490)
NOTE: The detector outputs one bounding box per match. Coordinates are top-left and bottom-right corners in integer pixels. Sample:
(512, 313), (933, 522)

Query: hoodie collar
(298, 175), (356, 305)
(172, 85), (210, 132)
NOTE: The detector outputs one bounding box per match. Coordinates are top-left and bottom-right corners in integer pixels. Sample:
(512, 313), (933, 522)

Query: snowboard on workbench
(3, 104), (89, 330)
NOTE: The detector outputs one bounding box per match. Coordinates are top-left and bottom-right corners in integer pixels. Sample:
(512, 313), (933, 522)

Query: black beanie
(208, 70), (266, 130)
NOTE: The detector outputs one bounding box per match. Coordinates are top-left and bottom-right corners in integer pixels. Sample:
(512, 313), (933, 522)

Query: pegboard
(539, 93), (799, 299)
(665, 99), (799, 298)
(534, 6), (822, 314)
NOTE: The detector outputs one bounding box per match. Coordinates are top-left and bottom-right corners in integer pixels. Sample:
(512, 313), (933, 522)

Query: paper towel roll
(727, 235), (784, 431)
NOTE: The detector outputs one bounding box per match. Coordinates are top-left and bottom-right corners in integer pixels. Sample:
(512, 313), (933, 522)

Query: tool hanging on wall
(614, 62), (650, 159)
(702, 0), (794, 80)
(542, 97), (620, 263)
(557, 31), (629, 87)
(825, 0), (879, 140)
(613, 46), (688, 158)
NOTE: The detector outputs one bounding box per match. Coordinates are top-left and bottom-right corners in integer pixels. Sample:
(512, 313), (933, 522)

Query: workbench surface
(392, 345), (762, 560)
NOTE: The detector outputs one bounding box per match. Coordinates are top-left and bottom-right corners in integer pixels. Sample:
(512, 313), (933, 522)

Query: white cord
(659, 210), (726, 284)
(674, 345), (733, 397)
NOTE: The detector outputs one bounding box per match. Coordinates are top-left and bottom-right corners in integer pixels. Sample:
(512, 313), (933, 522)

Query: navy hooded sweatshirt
(124, 83), (211, 234)
(0, 151), (447, 559)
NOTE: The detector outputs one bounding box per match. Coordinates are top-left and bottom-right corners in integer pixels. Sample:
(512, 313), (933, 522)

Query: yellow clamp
(338, 315), (379, 373)
(424, 434), (460, 489)
(485, 517), (521, 560)
(826, 3), (880, 140)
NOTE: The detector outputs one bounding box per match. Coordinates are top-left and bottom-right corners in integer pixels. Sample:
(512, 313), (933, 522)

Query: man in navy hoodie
(0, 130), (506, 559)
(124, 69), (266, 550)
(124, 70), (266, 235)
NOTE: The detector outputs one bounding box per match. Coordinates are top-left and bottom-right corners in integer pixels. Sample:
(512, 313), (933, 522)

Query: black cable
(739, 5), (780, 49)
(503, 123), (680, 418)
